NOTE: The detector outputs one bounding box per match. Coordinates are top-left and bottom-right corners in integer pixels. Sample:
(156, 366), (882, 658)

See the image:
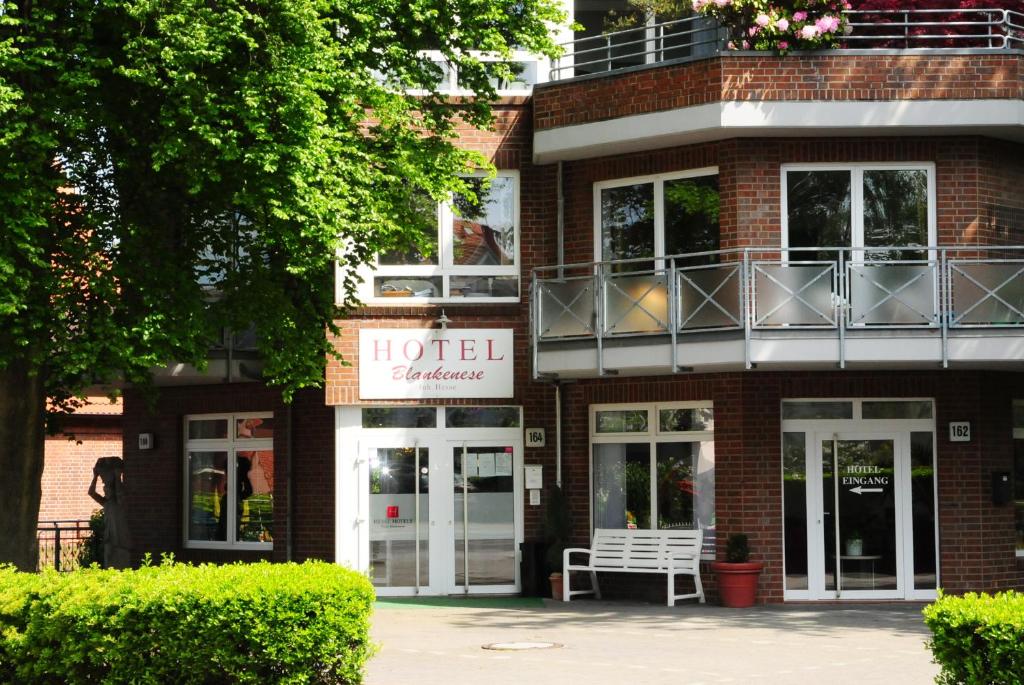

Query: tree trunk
(0, 357), (46, 571)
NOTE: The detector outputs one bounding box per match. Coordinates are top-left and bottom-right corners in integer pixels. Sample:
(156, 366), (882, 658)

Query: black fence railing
(37, 519), (96, 572)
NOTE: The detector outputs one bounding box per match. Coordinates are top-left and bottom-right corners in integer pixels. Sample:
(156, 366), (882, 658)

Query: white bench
(562, 528), (705, 606)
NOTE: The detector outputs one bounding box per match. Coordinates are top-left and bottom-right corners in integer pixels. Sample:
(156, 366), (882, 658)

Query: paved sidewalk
(368, 598), (938, 685)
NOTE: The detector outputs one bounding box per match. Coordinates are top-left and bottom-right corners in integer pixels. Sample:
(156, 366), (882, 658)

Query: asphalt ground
(368, 597), (939, 685)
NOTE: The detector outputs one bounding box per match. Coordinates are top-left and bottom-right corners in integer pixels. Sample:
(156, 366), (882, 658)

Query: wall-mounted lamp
(436, 309), (450, 330)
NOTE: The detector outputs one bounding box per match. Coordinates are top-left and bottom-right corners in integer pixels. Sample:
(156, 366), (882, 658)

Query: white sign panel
(949, 421), (971, 442)
(524, 465), (543, 490)
(359, 329), (514, 399)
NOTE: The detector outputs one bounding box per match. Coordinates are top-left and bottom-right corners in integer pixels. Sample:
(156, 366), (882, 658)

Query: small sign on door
(949, 421), (971, 442)
(386, 506), (399, 519)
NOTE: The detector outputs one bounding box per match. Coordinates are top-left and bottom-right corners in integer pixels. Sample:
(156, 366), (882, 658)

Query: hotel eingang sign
(358, 329), (513, 399)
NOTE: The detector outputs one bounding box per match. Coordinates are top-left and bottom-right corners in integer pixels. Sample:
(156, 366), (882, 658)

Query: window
(362, 173), (519, 302)
(1014, 401), (1024, 556)
(595, 168), (720, 272)
(185, 414), (274, 549)
(782, 164), (935, 261)
(590, 402), (715, 556)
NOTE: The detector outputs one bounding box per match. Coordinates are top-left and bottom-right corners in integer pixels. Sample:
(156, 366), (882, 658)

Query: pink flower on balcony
(800, 24), (819, 39)
(778, 40), (790, 50)
(815, 15), (841, 33)
(691, 0), (705, 9)
(793, 11), (808, 21)
(742, 40), (751, 49)
(712, 0), (730, 7)
(755, 13), (771, 27)
(776, 18), (790, 31)
(748, 25), (759, 36)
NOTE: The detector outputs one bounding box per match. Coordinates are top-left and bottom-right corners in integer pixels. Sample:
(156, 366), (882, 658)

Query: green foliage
(923, 591), (1024, 685)
(79, 510), (105, 568)
(544, 485), (571, 573)
(0, 0), (566, 405)
(0, 560), (375, 684)
(725, 533), (750, 563)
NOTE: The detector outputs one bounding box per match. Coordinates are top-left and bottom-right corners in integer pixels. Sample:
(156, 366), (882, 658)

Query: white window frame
(183, 412), (274, 551)
(354, 170), (520, 304)
(780, 162), (937, 256)
(589, 400), (715, 559)
(1013, 399), (1024, 557)
(592, 166), (719, 265)
(409, 51), (546, 96)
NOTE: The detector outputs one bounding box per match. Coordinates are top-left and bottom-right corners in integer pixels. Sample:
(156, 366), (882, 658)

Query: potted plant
(710, 533), (764, 608)
(544, 484), (571, 600)
(845, 530), (863, 557)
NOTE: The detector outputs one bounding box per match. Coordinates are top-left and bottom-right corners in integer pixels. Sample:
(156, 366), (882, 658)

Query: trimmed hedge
(0, 560), (375, 684)
(923, 590), (1024, 685)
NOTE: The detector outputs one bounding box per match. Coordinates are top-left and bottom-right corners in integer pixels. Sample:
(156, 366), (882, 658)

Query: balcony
(530, 246), (1024, 378)
(533, 9), (1024, 163)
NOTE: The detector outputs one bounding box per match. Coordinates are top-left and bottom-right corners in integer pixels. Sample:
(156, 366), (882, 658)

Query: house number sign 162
(949, 422), (971, 442)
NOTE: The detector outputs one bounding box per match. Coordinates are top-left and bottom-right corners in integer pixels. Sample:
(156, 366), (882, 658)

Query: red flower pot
(710, 561), (764, 608)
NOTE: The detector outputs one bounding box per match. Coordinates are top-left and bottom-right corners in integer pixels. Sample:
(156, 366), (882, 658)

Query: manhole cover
(482, 641), (562, 651)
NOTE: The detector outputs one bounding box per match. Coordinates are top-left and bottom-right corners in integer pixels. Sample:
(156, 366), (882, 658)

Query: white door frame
(335, 406), (523, 597)
(782, 408), (938, 602)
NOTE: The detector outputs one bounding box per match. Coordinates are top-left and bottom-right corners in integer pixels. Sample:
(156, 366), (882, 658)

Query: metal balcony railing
(550, 8), (1024, 81)
(37, 519), (96, 572)
(530, 246), (1024, 374)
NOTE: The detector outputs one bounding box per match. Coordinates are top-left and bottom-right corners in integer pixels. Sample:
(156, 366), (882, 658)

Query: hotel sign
(359, 328), (514, 399)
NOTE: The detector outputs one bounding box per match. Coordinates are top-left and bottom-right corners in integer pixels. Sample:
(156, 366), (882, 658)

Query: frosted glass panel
(950, 263), (1024, 325)
(604, 272), (669, 335)
(538, 278), (595, 338)
(754, 264), (835, 326)
(847, 264), (936, 325)
(677, 265), (742, 330)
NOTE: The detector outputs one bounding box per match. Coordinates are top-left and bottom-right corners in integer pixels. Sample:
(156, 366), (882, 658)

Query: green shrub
(923, 590), (1024, 685)
(0, 560), (375, 684)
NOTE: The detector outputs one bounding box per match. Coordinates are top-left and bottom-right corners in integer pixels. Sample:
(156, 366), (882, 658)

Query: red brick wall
(122, 384), (332, 565)
(535, 53), (1024, 130)
(40, 419), (121, 522)
(560, 370), (1023, 603)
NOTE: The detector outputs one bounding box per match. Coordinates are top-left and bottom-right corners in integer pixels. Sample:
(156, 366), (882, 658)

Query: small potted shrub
(710, 533), (764, 607)
(544, 484), (571, 600)
(844, 530), (863, 557)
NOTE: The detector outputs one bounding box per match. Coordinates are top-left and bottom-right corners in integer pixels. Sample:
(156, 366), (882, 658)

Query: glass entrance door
(450, 442), (521, 594)
(821, 436), (900, 597)
(366, 445), (432, 593)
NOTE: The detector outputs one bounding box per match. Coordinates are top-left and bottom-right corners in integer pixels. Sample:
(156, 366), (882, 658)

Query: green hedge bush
(923, 590), (1024, 685)
(0, 560), (375, 684)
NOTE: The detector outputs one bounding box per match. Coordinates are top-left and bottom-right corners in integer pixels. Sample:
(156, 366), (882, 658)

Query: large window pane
(236, 450), (274, 543)
(593, 443), (651, 529)
(783, 433), (808, 591)
(910, 432), (937, 589)
(596, 409), (649, 433)
(445, 406), (521, 428)
(1015, 439), (1024, 555)
(787, 170), (852, 260)
(379, 193), (438, 265)
(188, 451), (228, 542)
(656, 441), (715, 554)
(863, 170), (928, 259)
(362, 407), (437, 429)
(188, 419), (228, 440)
(664, 176), (720, 260)
(452, 177), (515, 267)
(370, 447), (429, 588)
(601, 183), (654, 271)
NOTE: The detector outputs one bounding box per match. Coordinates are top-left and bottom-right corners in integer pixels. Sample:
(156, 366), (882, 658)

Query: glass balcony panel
(604, 272), (669, 335)
(847, 263), (936, 326)
(950, 262), (1024, 326)
(677, 264), (742, 330)
(537, 277), (595, 339)
(754, 264), (835, 327)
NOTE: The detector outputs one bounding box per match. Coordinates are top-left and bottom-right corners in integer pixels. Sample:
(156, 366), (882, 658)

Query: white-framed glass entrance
(336, 406), (524, 596)
(780, 398), (938, 602)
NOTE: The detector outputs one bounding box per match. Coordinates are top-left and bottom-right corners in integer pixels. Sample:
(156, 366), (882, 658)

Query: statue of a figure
(88, 456), (133, 569)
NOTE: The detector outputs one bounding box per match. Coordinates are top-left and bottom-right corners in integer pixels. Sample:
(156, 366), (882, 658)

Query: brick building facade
(122, 6), (1024, 603)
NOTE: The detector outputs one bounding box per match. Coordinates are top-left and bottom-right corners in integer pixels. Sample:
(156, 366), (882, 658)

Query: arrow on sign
(850, 486), (883, 495)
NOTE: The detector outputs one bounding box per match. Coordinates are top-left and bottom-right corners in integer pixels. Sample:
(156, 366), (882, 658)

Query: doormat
(375, 596), (545, 610)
